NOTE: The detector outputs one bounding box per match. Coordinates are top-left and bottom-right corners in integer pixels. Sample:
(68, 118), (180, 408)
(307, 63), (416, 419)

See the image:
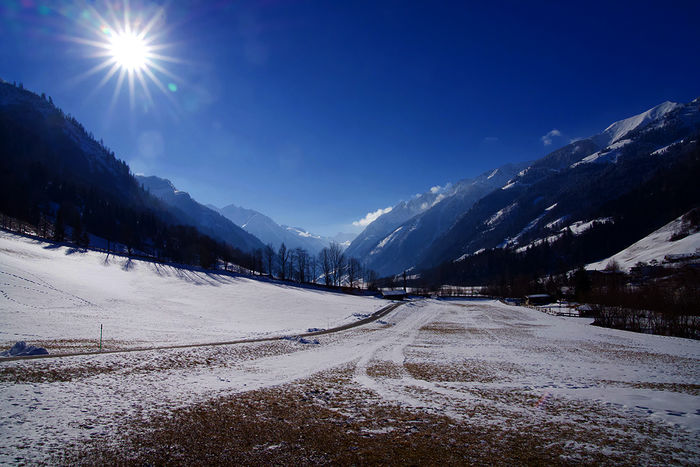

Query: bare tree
(329, 242), (345, 286)
(295, 248), (309, 283)
(365, 268), (378, 291)
(264, 244), (275, 277)
(347, 257), (361, 289)
(278, 242), (290, 280)
(288, 248), (296, 281)
(252, 248), (263, 275)
(319, 247), (332, 286)
(309, 255), (318, 284)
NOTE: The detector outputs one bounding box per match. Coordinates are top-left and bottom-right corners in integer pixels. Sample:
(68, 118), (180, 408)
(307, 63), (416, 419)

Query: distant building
(381, 290), (407, 300)
(525, 294), (551, 306)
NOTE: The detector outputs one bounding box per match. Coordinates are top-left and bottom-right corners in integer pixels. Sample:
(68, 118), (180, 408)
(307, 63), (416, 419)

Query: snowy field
(1, 231), (699, 463)
(1, 299), (698, 462)
(0, 231), (384, 351)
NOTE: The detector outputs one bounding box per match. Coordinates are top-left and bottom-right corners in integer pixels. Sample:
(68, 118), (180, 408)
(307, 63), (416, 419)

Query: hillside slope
(0, 80), (257, 266)
(137, 175), (263, 253)
(586, 209), (700, 271)
(0, 230), (383, 348)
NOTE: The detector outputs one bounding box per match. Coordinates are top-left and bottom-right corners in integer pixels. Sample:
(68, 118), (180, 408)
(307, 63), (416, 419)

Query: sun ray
(68, 58), (115, 86)
(139, 7), (166, 38)
(62, 35), (114, 51)
(141, 66), (175, 101)
(128, 69), (136, 111)
(69, 0), (183, 119)
(135, 69), (155, 109)
(81, 61), (121, 104)
(109, 67), (127, 114)
(145, 52), (183, 64)
(145, 60), (180, 82)
(96, 61), (122, 90)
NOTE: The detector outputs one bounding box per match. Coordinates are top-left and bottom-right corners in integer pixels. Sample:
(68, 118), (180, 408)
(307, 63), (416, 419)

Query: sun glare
(109, 31), (148, 71)
(69, 1), (181, 112)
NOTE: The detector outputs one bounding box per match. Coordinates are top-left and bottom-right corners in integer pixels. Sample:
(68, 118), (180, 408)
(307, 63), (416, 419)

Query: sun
(109, 31), (149, 71)
(69, 1), (181, 112)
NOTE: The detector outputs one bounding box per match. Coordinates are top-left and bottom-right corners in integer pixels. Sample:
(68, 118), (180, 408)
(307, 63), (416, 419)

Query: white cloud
(429, 182), (451, 195)
(352, 206), (393, 227)
(541, 129), (562, 146)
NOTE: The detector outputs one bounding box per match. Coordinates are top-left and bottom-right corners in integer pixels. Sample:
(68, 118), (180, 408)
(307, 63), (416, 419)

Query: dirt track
(0, 301), (404, 362)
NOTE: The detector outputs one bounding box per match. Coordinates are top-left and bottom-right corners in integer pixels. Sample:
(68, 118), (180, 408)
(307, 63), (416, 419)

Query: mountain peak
(138, 175), (177, 192)
(602, 101), (680, 145)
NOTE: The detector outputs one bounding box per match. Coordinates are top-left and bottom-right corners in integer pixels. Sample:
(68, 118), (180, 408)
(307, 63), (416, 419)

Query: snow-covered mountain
(136, 175), (264, 253)
(419, 97), (700, 275)
(345, 163), (528, 275)
(213, 204), (345, 255)
(344, 186), (450, 264)
(346, 97), (700, 277)
(594, 101), (680, 147)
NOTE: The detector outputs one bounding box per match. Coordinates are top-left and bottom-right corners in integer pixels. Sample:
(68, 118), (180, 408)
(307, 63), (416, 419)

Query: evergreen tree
(54, 207), (65, 241)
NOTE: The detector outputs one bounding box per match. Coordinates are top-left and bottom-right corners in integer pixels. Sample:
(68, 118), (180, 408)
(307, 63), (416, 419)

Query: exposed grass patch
(404, 360), (522, 384)
(0, 362), (119, 383)
(601, 380), (700, 396)
(420, 322), (467, 334)
(57, 367), (696, 466)
(365, 361), (403, 379)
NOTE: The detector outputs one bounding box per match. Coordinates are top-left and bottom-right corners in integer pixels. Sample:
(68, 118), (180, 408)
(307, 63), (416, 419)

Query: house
(524, 294), (551, 306)
(381, 290), (407, 300)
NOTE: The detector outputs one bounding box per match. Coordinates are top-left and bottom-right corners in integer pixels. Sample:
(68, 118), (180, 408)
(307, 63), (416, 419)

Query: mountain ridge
(136, 175), (264, 253)
(347, 97), (700, 277)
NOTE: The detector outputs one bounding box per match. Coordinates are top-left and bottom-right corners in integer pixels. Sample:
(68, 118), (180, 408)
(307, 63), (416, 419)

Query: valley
(1, 231), (698, 464)
(1, 3), (699, 463)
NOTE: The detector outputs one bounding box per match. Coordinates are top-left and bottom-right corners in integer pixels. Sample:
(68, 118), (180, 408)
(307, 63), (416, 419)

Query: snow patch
(370, 226), (404, 255)
(572, 139), (632, 167)
(486, 203), (517, 227)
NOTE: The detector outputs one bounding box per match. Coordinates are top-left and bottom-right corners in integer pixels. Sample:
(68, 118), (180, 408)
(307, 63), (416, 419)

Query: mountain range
(0, 80), (258, 267)
(211, 204), (351, 255)
(346, 98), (700, 278)
(345, 163), (529, 275)
(1, 78), (697, 283)
(135, 174), (351, 256)
(135, 175), (263, 253)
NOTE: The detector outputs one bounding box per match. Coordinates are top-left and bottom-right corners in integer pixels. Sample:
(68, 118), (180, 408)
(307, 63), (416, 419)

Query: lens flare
(67, 1), (182, 113)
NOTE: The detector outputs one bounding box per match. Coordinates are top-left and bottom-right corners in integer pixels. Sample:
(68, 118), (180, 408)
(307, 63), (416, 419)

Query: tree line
(247, 241), (379, 290)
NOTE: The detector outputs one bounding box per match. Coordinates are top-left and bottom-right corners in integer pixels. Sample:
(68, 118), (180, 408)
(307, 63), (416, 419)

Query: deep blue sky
(1, 1), (699, 236)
